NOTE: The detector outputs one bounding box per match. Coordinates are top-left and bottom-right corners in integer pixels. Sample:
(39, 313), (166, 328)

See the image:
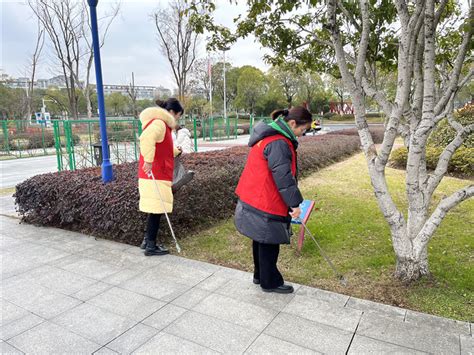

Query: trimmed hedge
(428, 104), (474, 149)
(326, 126), (385, 144)
(389, 146), (474, 177)
(0, 131), (80, 150)
(15, 134), (361, 246)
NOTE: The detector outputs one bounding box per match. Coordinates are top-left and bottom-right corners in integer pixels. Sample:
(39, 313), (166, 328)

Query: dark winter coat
(234, 121), (304, 244)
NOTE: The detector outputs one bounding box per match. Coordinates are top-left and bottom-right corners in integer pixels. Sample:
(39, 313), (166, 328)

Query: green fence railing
(1, 120), (55, 159)
(1, 114), (258, 169)
(52, 118), (143, 171)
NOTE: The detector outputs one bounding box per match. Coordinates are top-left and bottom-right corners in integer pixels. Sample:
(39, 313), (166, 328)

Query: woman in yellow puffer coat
(138, 98), (183, 256)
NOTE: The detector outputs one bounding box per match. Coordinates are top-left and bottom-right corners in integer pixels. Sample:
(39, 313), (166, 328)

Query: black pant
(253, 240), (284, 289)
(146, 213), (162, 244)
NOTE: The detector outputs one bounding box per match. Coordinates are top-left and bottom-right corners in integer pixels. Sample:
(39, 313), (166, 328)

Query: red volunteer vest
(138, 119), (174, 181)
(235, 135), (297, 216)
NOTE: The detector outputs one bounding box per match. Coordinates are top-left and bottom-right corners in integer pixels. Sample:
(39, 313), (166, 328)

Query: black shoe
(262, 284), (294, 294)
(253, 278), (260, 285)
(144, 247), (169, 256)
(140, 237), (147, 250)
(144, 241), (169, 256)
(157, 244), (169, 253)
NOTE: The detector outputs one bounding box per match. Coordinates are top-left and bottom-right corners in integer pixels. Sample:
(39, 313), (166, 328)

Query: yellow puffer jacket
(138, 107), (180, 214)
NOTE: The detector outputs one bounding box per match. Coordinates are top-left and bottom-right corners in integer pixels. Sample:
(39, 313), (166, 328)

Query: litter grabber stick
(296, 217), (347, 286)
(147, 171), (181, 253)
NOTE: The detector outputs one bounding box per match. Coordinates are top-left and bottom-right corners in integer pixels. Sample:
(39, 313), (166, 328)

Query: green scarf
(268, 117), (297, 141)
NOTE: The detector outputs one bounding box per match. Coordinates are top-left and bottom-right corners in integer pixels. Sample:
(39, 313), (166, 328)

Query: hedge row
(15, 133), (361, 246)
(326, 126), (385, 144)
(0, 132), (81, 150)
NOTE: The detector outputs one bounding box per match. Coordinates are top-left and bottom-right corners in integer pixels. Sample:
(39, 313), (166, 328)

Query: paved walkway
(1, 216), (472, 354)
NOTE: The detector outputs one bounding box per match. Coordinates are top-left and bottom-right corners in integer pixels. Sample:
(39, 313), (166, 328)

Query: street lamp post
(222, 48), (229, 136)
(88, 0), (113, 183)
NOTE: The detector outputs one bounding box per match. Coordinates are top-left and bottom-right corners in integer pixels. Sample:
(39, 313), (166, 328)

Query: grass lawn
(179, 153), (473, 321)
(0, 187), (15, 196)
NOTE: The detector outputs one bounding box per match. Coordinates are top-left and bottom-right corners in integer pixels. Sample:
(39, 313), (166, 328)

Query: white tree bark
(325, 0), (473, 282)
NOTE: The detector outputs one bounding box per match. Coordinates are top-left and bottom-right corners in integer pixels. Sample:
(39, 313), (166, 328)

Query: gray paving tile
(87, 287), (166, 321)
(170, 287), (211, 309)
(212, 266), (254, 282)
(107, 323), (159, 354)
(245, 333), (319, 354)
(195, 274), (230, 292)
(461, 334), (474, 355)
(59, 258), (123, 280)
(47, 254), (83, 268)
(357, 312), (460, 354)
(1, 300), (30, 326)
(0, 313), (44, 340)
(133, 332), (219, 354)
(92, 238), (132, 251)
(0, 236), (23, 253)
(165, 310), (257, 353)
(8, 243), (70, 265)
(102, 268), (143, 286)
(83, 248), (149, 270)
(146, 262), (213, 286)
(405, 309), (471, 335)
(15, 264), (97, 295)
(160, 255), (222, 273)
(296, 285), (350, 307)
(120, 271), (191, 302)
(8, 321), (101, 354)
(215, 278), (296, 311)
(142, 304), (188, 331)
(346, 296), (407, 318)
(0, 341), (24, 354)
(193, 293), (278, 332)
(94, 347), (119, 354)
(0, 253), (43, 279)
(1, 278), (82, 319)
(51, 303), (136, 346)
(348, 335), (428, 354)
(283, 294), (362, 332)
(71, 281), (113, 301)
(41, 239), (97, 254)
(264, 312), (353, 354)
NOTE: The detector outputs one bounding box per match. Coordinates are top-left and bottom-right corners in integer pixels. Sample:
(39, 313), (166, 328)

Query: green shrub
(428, 104), (473, 148)
(389, 146), (473, 176)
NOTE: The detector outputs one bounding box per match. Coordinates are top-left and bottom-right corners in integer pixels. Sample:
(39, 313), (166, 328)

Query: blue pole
(88, 0), (113, 182)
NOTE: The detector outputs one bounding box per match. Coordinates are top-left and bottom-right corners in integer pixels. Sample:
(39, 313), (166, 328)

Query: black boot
(261, 284), (294, 294)
(157, 244), (169, 253)
(144, 240), (169, 256)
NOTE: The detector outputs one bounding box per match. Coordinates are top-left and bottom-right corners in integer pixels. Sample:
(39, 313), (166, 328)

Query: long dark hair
(271, 106), (312, 125)
(155, 98), (184, 114)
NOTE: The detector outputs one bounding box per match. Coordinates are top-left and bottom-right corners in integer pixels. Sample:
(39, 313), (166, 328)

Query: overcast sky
(1, 0), (271, 90)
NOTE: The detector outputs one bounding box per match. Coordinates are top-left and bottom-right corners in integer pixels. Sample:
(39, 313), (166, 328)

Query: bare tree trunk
(126, 72), (138, 119)
(153, 0), (200, 102)
(26, 21), (45, 121)
(324, 0), (474, 282)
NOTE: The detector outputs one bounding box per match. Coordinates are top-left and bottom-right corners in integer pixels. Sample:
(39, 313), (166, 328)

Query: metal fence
(1, 115), (265, 170)
(52, 118), (143, 171)
(1, 120), (56, 159)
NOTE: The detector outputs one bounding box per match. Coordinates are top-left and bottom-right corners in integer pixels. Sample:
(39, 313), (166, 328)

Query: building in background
(1, 72), (171, 99)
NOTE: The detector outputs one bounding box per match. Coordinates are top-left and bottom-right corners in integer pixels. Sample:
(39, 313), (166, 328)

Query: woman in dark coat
(235, 106), (312, 293)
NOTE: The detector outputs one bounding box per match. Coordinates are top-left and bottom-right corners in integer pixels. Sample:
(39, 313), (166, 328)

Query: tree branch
(434, 2), (474, 116)
(426, 122), (474, 196)
(414, 184), (474, 256)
